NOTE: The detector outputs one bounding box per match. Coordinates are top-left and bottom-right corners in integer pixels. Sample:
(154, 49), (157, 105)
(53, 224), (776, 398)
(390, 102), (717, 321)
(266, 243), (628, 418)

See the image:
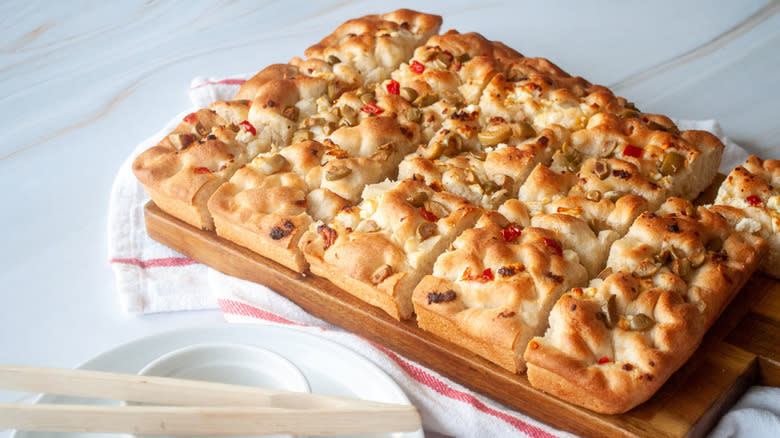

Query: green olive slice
(282, 105), (299, 122)
(400, 87), (418, 102)
(371, 264), (393, 284)
(405, 107), (422, 123)
(413, 92), (439, 108)
(629, 313), (654, 331)
(417, 222), (438, 240)
(478, 124), (512, 146)
(408, 191), (429, 207)
(635, 258), (660, 278)
(586, 190), (601, 202)
(511, 121), (536, 139)
(325, 165), (352, 181)
(660, 152), (685, 176)
(593, 159), (610, 179)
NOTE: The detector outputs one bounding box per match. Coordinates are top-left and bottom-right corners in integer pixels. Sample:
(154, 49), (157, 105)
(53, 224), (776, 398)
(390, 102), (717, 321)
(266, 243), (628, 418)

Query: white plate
(12, 324), (423, 438)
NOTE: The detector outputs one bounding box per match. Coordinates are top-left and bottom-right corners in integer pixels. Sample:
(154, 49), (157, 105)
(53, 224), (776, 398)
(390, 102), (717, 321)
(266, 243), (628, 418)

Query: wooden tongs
(0, 364), (421, 435)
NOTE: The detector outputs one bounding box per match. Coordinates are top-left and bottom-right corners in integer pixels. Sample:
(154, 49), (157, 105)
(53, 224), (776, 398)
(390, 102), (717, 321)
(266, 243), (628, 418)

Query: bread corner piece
(300, 178), (482, 320)
(524, 199), (766, 414)
(712, 155), (780, 279)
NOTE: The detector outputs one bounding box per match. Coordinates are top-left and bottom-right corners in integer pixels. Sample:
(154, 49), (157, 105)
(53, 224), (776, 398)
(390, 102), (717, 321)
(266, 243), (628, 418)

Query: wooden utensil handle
(0, 403), (422, 435)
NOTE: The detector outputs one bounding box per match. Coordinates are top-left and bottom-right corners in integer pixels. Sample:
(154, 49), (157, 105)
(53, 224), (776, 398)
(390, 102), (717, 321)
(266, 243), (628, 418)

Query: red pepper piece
(598, 357), (611, 365)
(386, 79), (400, 95)
(239, 120), (256, 136)
(623, 144), (643, 158)
(419, 207), (438, 222)
(360, 102), (384, 115)
(193, 167), (211, 174)
(746, 195), (762, 207)
(183, 112), (197, 123)
(501, 225), (522, 243)
(480, 268), (494, 281)
(410, 60), (425, 74)
(543, 238), (563, 256)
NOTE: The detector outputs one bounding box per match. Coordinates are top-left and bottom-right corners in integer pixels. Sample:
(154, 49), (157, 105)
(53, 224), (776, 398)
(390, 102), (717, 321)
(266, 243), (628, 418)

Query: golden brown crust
(525, 200), (767, 414)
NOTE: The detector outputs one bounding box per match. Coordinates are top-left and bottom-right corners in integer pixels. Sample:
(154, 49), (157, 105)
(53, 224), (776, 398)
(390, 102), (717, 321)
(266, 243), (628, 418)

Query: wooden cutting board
(142, 182), (780, 437)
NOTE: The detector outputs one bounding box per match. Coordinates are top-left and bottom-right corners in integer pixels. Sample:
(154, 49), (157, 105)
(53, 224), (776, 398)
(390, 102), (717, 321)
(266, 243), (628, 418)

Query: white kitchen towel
(107, 75), (772, 437)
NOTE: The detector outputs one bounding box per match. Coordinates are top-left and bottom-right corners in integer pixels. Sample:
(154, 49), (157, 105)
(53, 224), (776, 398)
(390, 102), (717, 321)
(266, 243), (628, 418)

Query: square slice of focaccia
(412, 210), (588, 372)
(300, 179), (482, 319)
(207, 115), (416, 272)
(524, 199), (766, 414)
(711, 155), (780, 278)
(132, 105), (265, 230)
(398, 124), (569, 209)
(206, 140), (350, 272)
(555, 112), (724, 201)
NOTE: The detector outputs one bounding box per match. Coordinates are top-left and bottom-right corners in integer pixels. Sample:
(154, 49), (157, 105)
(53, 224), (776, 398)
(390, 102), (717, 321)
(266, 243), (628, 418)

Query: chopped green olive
(325, 165), (352, 181)
(593, 159), (610, 179)
(478, 124), (512, 146)
(511, 121), (536, 139)
(417, 222), (438, 240)
(400, 87), (418, 102)
(660, 152), (685, 176)
(629, 313), (654, 331)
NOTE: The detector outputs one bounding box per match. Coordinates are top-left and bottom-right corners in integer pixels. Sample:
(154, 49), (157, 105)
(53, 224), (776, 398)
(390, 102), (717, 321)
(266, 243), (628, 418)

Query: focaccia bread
(412, 211), (588, 372)
(711, 155), (780, 278)
(524, 200), (767, 414)
(300, 178), (482, 319)
(131, 9), (771, 416)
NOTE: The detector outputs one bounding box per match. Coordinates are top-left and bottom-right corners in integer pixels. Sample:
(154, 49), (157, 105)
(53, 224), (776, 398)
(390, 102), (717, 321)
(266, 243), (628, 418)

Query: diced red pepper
(623, 144), (643, 158)
(239, 120), (256, 136)
(410, 60), (425, 74)
(460, 266), (473, 281)
(746, 195), (762, 207)
(419, 207), (438, 222)
(543, 238), (563, 256)
(480, 268), (494, 281)
(598, 357), (611, 365)
(193, 167), (211, 174)
(360, 102), (384, 115)
(500, 225), (522, 243)
(183, 112), (197, 123)
(386, 79), (400, 95)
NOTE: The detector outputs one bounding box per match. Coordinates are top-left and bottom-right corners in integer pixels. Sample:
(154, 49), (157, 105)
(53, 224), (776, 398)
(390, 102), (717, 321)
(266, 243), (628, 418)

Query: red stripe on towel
(109, 257), (198, 269)
(217, 298), (306, 327)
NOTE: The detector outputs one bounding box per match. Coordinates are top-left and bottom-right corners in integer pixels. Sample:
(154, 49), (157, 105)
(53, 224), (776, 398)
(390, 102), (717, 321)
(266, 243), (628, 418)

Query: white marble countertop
(1, 0), (778, 435)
